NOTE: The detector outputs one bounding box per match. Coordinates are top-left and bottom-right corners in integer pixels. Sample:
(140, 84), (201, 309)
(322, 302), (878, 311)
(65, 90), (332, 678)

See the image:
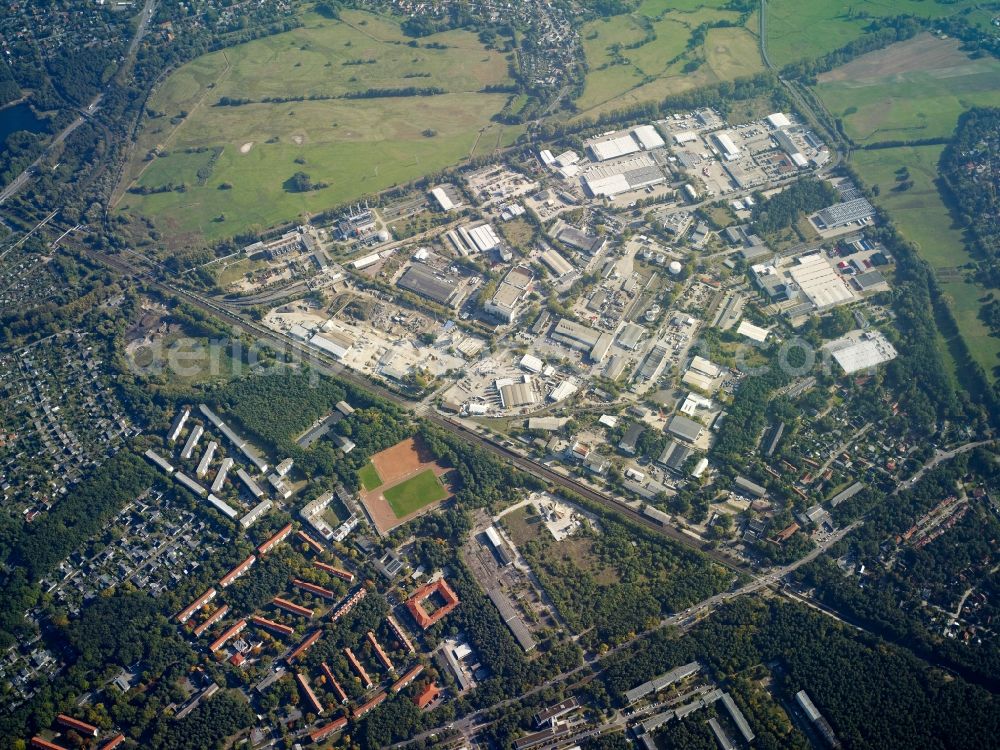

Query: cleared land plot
(815, 35), (1000, 144)
(358, 463), (382, 492)
(360, 436), (451, 534)
(852, 145), (1000, 380)
(765, 0), (983, 69)
(118, 10), (518, 247)
(575, 3), (759, 118)
(383, 469), (448, 517)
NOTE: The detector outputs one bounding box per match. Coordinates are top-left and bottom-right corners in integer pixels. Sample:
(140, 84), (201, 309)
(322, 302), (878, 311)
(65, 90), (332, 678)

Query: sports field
(358, 436), (451, 534)
(815, 35), (1000, 145)
(852, 145), (1000, 380)
(575, 0), (762, 118)
(117, 9), (519, 247)
(358, 463), (382, 492)
(764, 0), (984, 69)
(383, 469), (448, 517)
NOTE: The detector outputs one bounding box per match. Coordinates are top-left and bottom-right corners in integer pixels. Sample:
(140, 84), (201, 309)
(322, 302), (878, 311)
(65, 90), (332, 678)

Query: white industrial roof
(539, 149), (555, 166)
(549, 380), (579, 402)
(673, 130), (698, 144)
(590, 134), (641, 161)
(519, 354), (544, 373)
(430, 187), (454, 211)
(736, 320), (770, 342)
(789, 253), (856, 309)
(827, 332), (898, 374)
(632, 124), (665, 150)
(689, 355), (722, 378)
(584, 173), (631, 197)
(554, 150), (579, 167)
(766, 112), (791, 129)
(791, 152), (809, 168)
(467, 223), (501, 253)
(309, 332), (350, 359)
(713, 132), (740, 158)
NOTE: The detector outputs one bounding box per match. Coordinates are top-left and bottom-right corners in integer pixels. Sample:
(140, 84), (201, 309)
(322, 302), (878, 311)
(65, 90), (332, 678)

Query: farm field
(852, 145), (1000, 381)
(764, 0), (984, 69)
(383, 469), (448, 517)
(575, 1), (761, 118)
(117, 9), (519, 248)
(815, 34), (1000, 145)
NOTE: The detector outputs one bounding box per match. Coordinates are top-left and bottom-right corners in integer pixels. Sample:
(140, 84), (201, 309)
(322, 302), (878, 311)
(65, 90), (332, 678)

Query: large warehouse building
(788, 253), (856, 310)
(397, 263), (460, 307)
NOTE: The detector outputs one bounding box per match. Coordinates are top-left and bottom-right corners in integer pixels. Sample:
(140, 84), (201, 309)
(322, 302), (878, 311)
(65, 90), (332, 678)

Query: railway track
(85, 246), (748, 574)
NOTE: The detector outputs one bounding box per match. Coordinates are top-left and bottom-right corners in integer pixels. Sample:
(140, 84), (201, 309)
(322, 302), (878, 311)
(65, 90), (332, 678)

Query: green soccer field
(358, 463), (383, 492)
(383, 469), (448, 518)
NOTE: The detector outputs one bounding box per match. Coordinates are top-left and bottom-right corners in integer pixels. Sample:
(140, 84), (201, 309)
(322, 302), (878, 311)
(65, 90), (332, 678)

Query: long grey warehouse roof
(487, 588), (536, 652)
(397, 264), (458, 307)
(553, 318), (602, 348)
(667, 414), (702, 443)
(721, 692), (754, 743)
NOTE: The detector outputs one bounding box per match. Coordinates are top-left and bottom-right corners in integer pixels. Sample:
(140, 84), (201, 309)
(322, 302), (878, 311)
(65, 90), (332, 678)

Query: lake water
(0, 102), (45, 143)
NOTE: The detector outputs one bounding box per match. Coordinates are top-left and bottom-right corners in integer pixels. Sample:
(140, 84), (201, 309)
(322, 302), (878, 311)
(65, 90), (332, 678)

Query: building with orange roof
(345, 647), (373, 689)
(321, 663), (348, 703)
(292, 579), (335, 600)
(193, 605), (229, 637)
(330, 587), (366, 622)
(391, 664), (424, 694)
(309, 717), (347, 743)
(405, 578), (460, 630)
(56, 714), (98, 737)
(251, 615), (294, 637)
(258, 523), (293, 555)
(219, 555), (256, 588)
(314, 560), (355, 582)
(273, 597), (313, 618)
(288, 629), (322, 662)
(209, 619), (247, 652)
(415, 682), (441, 709)
(367, 630), (394, 672)
(296, 672), (324, 715)
(229, 652), (246, 668)
(177, 588), (217, 623)
(387, 615), (416, 654)
(99, 734), (126, 750)
(352, 692), (386, 720)
(30, 738), (68, 750)
(297, 530), (324, 553)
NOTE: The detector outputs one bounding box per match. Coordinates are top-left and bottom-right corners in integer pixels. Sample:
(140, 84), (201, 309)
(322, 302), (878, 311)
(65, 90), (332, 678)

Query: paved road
(893, 440), (994, 495)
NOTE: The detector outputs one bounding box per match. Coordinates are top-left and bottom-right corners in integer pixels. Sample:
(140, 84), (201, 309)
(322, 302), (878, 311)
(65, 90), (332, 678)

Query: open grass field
(358, 462), (382, 492)
(815, 35), (1000, 145)
(118, 9), (519, 248)
(383, 469), (448, 517)
(359, 436), (451, 534)
(764, 0), (985, 69)
(852, 145), (1000, 380)
(575, 1), (760, 119)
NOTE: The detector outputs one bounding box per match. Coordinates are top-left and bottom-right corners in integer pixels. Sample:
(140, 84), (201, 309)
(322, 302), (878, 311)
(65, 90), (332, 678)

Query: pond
(0, 102), (46, 143)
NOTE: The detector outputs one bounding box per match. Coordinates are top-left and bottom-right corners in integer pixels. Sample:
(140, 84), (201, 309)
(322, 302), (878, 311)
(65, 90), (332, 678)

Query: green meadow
(118, 9), (519, 247)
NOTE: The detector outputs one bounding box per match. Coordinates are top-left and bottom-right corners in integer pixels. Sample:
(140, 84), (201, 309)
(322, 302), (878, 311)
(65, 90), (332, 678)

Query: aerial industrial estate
(0, 0), (999, 749)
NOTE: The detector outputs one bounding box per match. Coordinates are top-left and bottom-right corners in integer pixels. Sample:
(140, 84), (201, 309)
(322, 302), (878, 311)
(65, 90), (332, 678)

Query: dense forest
(939, 108), (1000, 339)
(751, 177), (838, 235)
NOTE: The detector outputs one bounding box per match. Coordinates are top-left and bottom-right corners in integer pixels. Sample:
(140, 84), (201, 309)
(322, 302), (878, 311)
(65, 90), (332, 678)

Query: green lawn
(765, 0), (984, 69)
(852, 145), (1000, 380)
(358, 462), (383, 492)
(815, 41), (1000, 144)
(575, 1), (759, 117)
(118, 9), (519, 248)
(383, 469), (448, 518)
